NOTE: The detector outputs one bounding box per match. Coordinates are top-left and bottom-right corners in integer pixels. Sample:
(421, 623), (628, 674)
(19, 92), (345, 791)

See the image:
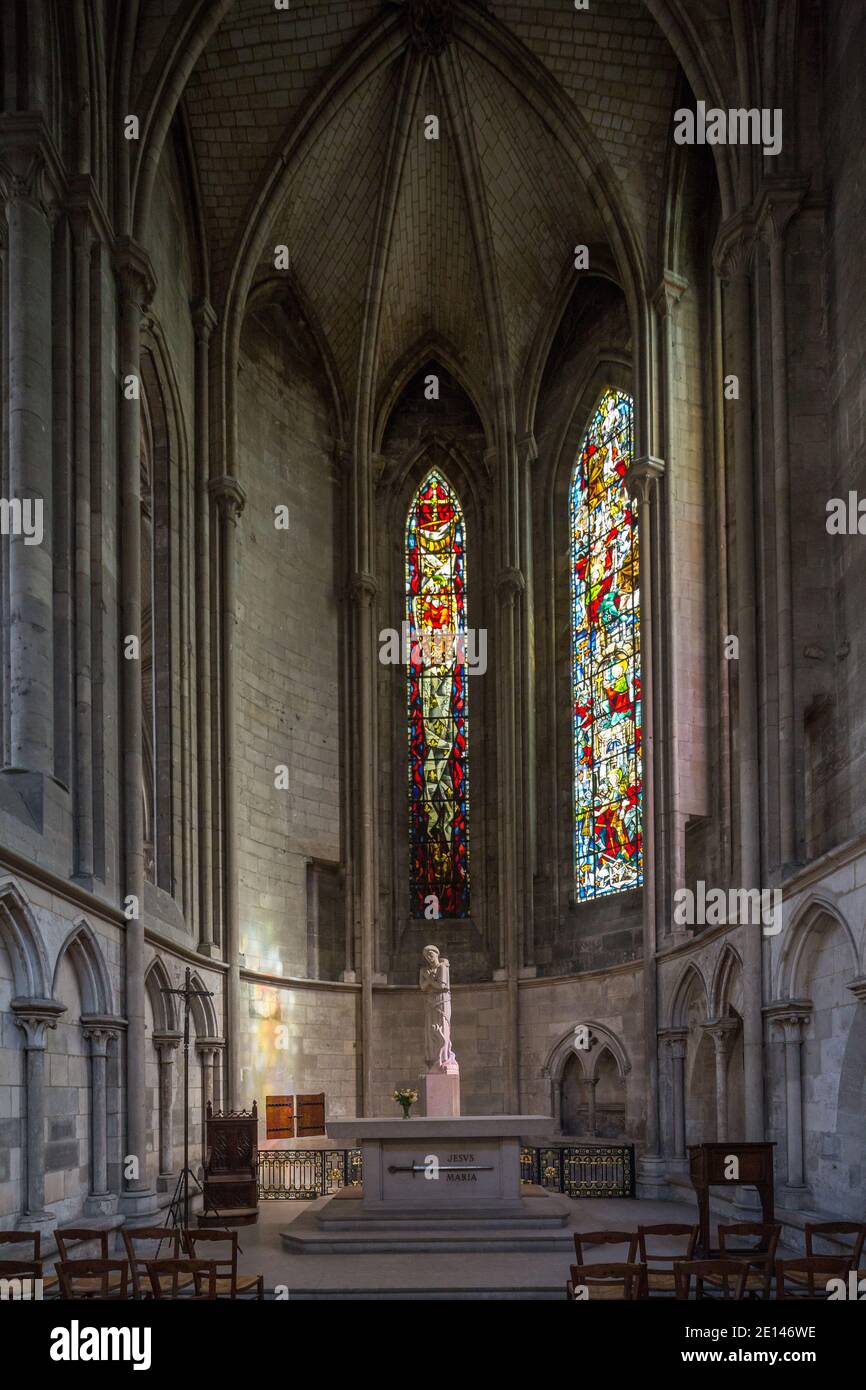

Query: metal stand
(160, 968), (221, 1229)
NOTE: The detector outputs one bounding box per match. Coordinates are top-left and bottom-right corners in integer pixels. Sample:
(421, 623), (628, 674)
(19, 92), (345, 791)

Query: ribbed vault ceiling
(134, 0), (703, 410)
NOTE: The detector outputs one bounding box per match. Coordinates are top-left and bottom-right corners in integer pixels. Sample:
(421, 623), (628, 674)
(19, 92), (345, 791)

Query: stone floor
(232, 1195), (795, 1299)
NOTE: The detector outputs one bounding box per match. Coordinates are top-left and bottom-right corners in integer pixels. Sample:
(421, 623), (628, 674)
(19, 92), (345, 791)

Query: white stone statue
(420, 944), (458, 1071)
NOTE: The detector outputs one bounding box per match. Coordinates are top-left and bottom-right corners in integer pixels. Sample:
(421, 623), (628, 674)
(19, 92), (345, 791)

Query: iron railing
(257, 1149), (362, 1200)
(258, 1144), (633, 1199)
(520, 1144), (635, 1198)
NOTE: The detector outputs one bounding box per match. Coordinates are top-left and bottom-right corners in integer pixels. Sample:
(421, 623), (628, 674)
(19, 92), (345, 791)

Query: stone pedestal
(422, 1067), (460, 1117)
(281, 1115), (571, 1254)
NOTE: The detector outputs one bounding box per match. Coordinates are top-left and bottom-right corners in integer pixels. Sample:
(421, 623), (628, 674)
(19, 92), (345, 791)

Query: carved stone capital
(517, 432), (538, 468)
(81, 1015), (125, 1054)
(653, 270), (689, 319)
(755, 179), (808, 250)
(349, 571), (378, 604)
(152, 1030), (181, 1061)
(114, 236), (157, 312)
(495, 566), (526, 600)
(208, 475), (247, 523)
(626, 454), (664, 507)
(703, 1015), (739, 1054)
(713, 211), (758, 280)
(847, 976), (866, 1005)
(765, 998), (812, 1041)
(659, 1027), (689, 1060)
(191, 297), (218, 343)
(0, 147), (53, 215)
(11, 998), (66, 1048)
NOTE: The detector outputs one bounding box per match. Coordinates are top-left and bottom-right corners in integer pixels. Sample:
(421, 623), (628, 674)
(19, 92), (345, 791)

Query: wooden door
(266, 1095), (295, 1140)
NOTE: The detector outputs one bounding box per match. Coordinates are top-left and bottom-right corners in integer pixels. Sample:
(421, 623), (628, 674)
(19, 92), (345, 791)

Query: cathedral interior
(1, 0), (865, 1307)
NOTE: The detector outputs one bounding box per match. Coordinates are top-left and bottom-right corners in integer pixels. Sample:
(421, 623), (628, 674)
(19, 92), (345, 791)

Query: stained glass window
(570, 388), (642, 899)
(406, 469), (469, 918)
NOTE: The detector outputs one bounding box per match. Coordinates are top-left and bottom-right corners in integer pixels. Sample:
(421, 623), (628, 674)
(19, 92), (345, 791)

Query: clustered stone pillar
(715, 215), (765, 1142)
(70, 204), (95, 876)
(770, 1003), (811, 1191)
(495, 565), (525, 1113)
(757, 183), (806, 872)
(704, 1017), (738, 1143)
(661, 1028), (688, 1160)
(115, 236), (157, 1214)
(11, 1000), (65, 1222)
(81, 1017), (123, 1213)
(583, 1075), (599, 1137)
(152, 1031), (180, 1180)
(1, 148), (56, 775)
(197, 1039), (223, 1161)
(192, 298), (218, 957)
(209, 475), (246, 1109)
(654, 272), (688, 928)
(627, 453), (664, 1188)
(349, 570), (378, 1115)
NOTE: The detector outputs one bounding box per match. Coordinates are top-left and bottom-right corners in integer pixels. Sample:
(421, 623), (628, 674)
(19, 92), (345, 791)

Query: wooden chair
(775, 1256), (852, 1299)
(57, 1258), (131, 1300)
(674, 1259), (749, 1300)
(54, 1227), (111, 1261)
(55, 1230), (127, 1297)
(0, 1231), (59, 1297)
(184, 1228), (264, 1299)
(573, 1230), (638, 1264)
(637, 1223), (699, 1294)
(711, 1222), (781, 1299)
(121, 1227), (194, 1299)
(805, 1222), (866, 1267)
(146, 1259), (219, 1300)
(567, 1262), (645, 1300)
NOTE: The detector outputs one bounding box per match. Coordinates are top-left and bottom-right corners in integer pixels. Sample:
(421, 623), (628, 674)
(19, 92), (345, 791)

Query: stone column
(704, 1017), (738, 1142)
(114, 237), (158, 1214)
(654, 273), (688, 931)
(69, 204), (95, 877)
(192, 299), (218, 957)
(626, 455), (665, 1191)
(0, 148), (56, 774)
(495, 566), (525, 1113)
(661, 1028), (689, 1160)
(11, 1000), (65, 1222)
(152, 1031), (180, 1180)
(81, 1017), (123, 1213)
(197, 1040), (222, 1163)
(349, 570), (378, 1114)
(768, 1003), (811, 1190)
(517, 432), (538, 973)
(584, 1076), (599, 1137)
(208, 476), (246, 1108)
(756, 183), (807, 871)
(714, 216), (764, 1141)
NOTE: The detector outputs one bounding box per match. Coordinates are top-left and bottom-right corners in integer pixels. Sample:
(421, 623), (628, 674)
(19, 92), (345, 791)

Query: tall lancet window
(570, 388), (642, 899)
(406, 469), (469, 918)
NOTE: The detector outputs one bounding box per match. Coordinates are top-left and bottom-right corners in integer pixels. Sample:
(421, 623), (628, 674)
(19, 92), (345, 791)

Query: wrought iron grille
(520, 1144), (635, 1198)
(257, 1149), (362, 1200)
(258, 1144), (633, 1199)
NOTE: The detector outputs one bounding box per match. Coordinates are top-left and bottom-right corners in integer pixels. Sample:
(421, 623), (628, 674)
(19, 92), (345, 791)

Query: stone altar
(280, 1115), (572, 1253)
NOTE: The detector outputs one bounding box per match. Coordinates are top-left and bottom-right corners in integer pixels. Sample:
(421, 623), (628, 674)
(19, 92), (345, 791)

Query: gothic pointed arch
(53, 920), (114, 1017)
(669, 960), (710, 1028)
(0, 879), (50, 999)
(188, 971), (219, 1038)
(144, 956), (178, 1034)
